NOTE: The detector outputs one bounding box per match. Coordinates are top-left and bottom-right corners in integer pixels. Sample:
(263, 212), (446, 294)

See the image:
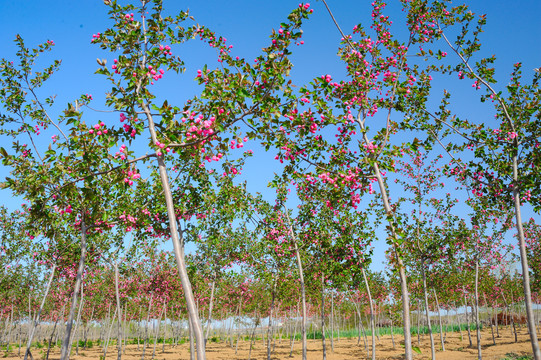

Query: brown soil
(8, 327), (535, 360)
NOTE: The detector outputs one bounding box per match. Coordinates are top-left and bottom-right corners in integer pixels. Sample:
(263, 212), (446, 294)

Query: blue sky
(1, 0), (540, 273)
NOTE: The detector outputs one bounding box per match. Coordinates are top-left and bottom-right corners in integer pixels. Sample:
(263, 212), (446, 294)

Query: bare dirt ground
(7, 327), (536, 360)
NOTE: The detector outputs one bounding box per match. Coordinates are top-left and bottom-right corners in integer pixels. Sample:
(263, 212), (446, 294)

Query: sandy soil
(8, 327), (535, 360)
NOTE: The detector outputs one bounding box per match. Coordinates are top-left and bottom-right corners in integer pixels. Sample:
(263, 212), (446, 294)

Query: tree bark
(151, 302), (165, 360)
(24, 264), (56, 360)
(362, 268), (376, 360)
(389, 308), (396, 349)
(289, 304), (299, 358)
(474, 260), (482, 360)
(114, 261), (123, 360)
(285, 212), (307, 360)
(321, 273), (326, 360)
(463, 292), (473, 347)
(420, 259), (435, 360)
(500, 291), (517, 343)
(141, 89), (204, 359)
(60, 217), (88, 360)
(373, 160), (413, 360)
(330, 293), (334, 352)
(103, 308), (117, 360)
(204, 274), (216, 346)
(483, 292), (496, 345)
(433, 289), (445, 351)
(248, 312), (259, 360)
(69, 291), (84, 356)
(511, 159), (541, 359)
(417, 299), (421, 346)
(45, 318), (58, 360)
(267, 279), (276, 360)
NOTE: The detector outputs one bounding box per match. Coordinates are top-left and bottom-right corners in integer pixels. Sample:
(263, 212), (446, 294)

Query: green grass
(501, 353), (532, 360)
(288, 323), (482, 340)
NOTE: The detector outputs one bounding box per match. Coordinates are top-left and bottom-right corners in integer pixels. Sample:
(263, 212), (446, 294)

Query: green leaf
(412, 346), (422, 354)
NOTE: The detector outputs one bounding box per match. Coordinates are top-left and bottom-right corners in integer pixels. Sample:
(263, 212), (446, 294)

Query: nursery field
(4, 328), (535, 360)
(1, 0), (541, 360)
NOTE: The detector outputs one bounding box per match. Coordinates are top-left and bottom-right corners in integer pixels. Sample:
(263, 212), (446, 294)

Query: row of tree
(0, 0), (539, 359)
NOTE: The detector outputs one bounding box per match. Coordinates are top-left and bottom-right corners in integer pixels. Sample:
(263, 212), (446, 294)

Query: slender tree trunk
(204, 274), (216, 346)
(60, 217), (88, 360)
(103, 309), (117, 360)
(17, 318), (22, 356)
(285, 213), (307, 360)
(151, 302), (165, 360)
(463, 293), (473, 347)
(289, 304), (299, 358)
(483, 293), (496, 345)
(162, 303), (167, 353)
(321, 273), (326, 360)
(356, 307), (369, 358)
(248, 312), (259, 360)
(420, 260), (435, 360)
(417, 299), (421, 346)
(362, 268), (376, 360)
(330, 293), (334, 352)
(114, 261), (123, 360)
(45, 318), (59, 360)
(188, 312), (195, 360)
(336, 313), (340, 341)
(24, 264), (56, 360)
(371, 160), (413, 360)
(141, 99), (204, 360)
(433, 289), (445, 351)
(500, 291), (517, 343)
(235, 298), (243, 355)
(137, 306), (143, 351)
(69, 294), (84, 356)
(389, 308), (396, 349)
(123, 303), (128, 354)
(454, 302), (463, 341)
(494, 300), (500, 338)
(267, 279), (276, 360)
(474, 260), (482, 360)
(511, 161), (541, 359)
(141, 294), (153, 360)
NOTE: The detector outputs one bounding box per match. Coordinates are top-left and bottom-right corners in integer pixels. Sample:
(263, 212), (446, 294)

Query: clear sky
(1, 0), (540, 273)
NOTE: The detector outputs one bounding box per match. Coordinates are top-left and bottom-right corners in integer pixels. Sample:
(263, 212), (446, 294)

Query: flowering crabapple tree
(405, 10), (541, 356)
(88, 0), (315, 358)
(261, 0), (486, 356)
(1, 0), (314, 358)
(293, 175), (376, 358)
(392, 150), (461, 358)
(0, 35), (157, 360)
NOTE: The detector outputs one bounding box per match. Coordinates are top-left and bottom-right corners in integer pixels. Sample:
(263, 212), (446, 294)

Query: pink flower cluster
(118, 212), (138, 232)
(54, 204), (72, 215)
(120, 113), (137, 137)
(91, 33), (101, 42)
(124, 169), (141, 186)
(155, 141), (170, 157)
(230, 138), (247, 149)
(363, 141), (378, 154)
(115, 144), (127, 160)
(183, 112), (217, 141)
(147, 65), (165, 84)
(89, 122), (108, 136)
